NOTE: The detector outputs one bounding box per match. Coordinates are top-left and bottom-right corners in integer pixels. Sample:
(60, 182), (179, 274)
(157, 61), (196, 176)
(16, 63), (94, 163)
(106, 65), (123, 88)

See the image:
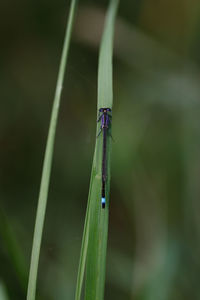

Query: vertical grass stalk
(75, 1), (119, 299)
(26, 1), (78, 299)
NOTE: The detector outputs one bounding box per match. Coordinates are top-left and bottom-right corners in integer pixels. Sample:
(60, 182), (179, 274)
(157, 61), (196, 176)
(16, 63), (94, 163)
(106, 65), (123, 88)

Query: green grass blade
(98, 0), (119, 109)
(26, 1), (78, 299)
(75, 1), (119, 300)
(0, 208), (27, 292)
(74, 158), (96, 300)
(85, 0), (119, 297)
(0, 281), (9, 300)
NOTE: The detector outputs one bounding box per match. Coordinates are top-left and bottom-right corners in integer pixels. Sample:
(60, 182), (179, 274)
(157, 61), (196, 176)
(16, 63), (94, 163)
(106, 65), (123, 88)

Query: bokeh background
(1, 0), (200, 299)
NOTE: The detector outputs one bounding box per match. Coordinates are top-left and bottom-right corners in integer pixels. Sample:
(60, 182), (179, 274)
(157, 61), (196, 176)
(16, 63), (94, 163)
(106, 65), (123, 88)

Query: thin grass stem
(26, 1), (78, 299)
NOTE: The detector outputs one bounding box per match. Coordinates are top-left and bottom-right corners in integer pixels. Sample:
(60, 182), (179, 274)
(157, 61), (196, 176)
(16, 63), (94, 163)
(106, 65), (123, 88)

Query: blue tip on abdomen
(101, 197), (106, 208)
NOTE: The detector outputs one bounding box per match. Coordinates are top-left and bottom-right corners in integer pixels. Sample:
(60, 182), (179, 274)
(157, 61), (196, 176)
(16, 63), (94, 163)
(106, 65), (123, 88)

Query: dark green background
(1, 0), (200, 299)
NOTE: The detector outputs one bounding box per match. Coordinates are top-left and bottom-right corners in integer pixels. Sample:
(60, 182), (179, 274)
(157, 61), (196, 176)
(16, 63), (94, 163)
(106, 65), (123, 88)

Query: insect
(97, 107), (112, 208)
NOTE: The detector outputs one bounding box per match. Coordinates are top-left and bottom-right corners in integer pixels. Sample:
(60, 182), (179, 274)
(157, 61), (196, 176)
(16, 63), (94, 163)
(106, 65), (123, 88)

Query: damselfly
(97, 108), (112, 208)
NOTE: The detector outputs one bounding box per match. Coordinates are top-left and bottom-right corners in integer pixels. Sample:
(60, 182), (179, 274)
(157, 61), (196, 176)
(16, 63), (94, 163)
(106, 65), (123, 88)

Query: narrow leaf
(26, 1), (78, 299)
(75, 1), (119, 300)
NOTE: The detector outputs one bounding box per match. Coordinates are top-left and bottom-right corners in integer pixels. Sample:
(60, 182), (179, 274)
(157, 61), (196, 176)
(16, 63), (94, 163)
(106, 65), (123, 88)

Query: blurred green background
(1, 0), (200, 299)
